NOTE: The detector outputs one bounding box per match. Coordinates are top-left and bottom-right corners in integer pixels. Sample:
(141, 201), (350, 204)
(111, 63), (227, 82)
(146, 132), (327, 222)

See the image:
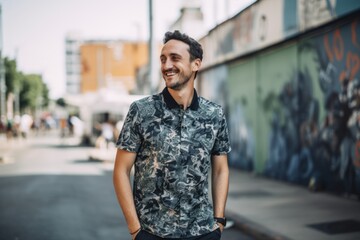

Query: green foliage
(20, 74), (42, 111)
(2, 57), (50, 113)
(42, 82), (50, 107)
(4, 57), (21, 96)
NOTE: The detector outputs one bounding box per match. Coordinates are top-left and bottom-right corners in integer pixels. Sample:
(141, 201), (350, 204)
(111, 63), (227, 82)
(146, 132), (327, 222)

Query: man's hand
(217, 222), (225, 232)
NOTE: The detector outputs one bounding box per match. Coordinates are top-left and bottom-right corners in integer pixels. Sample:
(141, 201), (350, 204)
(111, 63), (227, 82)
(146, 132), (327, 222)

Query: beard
(164, 69), (193, 91)
(167, 76), (191, 90)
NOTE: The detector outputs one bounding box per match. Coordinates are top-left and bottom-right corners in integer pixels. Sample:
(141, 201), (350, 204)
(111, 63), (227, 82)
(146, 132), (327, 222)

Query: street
(0, 131), (253, 240)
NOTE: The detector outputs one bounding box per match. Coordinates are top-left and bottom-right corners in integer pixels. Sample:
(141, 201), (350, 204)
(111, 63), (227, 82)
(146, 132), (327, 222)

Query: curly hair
(163, 30), (203, 62)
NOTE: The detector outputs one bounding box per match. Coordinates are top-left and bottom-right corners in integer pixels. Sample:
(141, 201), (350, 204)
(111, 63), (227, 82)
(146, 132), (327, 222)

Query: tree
(3, 57), (50, 114)
(41, 81), (50, 108)
(4, 57), (21, 97)
(19, 74), (44, 112)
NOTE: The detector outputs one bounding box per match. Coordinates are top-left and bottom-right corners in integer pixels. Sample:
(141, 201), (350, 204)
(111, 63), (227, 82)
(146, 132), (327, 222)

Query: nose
(162, 59), (173, 70)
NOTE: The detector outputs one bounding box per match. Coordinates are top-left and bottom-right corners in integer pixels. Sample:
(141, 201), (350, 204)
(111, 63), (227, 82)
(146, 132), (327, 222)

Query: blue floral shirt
(116, 87), (231, 238)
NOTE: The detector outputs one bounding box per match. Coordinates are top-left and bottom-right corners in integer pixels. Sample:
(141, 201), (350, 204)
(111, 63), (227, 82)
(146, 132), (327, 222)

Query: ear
(192, 58), (201, 72)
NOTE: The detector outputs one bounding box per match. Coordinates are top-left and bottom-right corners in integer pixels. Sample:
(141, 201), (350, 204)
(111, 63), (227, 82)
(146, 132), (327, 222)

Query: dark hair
(163, 30), (203, 61)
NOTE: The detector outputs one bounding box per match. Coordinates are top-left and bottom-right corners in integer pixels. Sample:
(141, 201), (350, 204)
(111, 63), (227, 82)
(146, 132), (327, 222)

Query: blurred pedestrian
(96, 116), (115, 149)
(59, 118), (67, 138)
(19, 114), (33, 139)
(5, 117), (13, 141)
(67, 115), (74, 136)
(113, 30), (231, 240)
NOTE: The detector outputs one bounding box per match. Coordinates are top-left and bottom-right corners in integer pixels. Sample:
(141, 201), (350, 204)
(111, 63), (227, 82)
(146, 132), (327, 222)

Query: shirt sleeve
(116, 102), (142, 153)
(211, 108), (231, 155)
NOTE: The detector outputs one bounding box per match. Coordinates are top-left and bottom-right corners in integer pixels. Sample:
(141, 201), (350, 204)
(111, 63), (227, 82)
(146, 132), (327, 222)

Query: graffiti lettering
(334, 29), (344, 61)
(347, 52), (360, 80)
(324, 35), (334, 62)
(323, 29), (345, 62)
(339, 51), (360, 82)
(324, 25), (360, 82)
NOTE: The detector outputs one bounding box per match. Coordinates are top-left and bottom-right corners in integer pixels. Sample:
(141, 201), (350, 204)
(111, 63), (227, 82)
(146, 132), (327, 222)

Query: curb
(226, 211), (292, 240)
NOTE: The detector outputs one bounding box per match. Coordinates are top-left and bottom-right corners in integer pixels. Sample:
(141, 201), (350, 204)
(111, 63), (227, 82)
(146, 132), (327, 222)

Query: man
(113, 30), (230, 240)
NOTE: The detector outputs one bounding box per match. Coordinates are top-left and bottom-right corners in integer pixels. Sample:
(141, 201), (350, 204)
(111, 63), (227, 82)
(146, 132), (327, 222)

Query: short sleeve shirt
(116, 88), (231, 238)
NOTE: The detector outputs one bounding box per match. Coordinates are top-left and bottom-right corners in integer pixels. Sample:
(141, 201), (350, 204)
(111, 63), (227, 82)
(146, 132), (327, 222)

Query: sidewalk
(81, 146), (360, 239)
(0, 133), (18, 164)
(226, 168), (360, 240)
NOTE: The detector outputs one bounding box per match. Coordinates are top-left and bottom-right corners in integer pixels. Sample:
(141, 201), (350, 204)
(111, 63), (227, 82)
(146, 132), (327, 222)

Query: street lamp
(0, 5), (6, 119)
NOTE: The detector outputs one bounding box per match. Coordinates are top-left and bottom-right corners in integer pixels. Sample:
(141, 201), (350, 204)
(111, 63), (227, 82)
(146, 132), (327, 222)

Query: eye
(171, 56), (180, 61)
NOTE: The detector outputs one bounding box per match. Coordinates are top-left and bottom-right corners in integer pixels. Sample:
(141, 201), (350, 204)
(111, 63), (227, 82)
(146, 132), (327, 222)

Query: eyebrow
(160, 53), (182, 59)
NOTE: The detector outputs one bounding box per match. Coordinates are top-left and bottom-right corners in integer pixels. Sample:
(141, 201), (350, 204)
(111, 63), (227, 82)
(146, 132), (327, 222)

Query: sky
(0, 0), (255, 99)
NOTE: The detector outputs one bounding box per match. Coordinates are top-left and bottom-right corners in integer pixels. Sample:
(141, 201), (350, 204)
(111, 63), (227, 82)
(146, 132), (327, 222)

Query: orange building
(80, 40), (148, 94)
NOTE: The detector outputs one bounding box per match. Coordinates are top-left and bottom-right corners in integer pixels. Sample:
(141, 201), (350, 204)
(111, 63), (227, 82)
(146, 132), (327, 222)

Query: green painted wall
(227, 59), (257, 170)
(256, 44), (298, 173)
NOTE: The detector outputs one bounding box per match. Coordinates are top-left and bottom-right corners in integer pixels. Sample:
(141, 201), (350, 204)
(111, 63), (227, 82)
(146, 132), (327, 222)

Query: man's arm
(113, 149), (141, 238)
(211, 154), (229, 231)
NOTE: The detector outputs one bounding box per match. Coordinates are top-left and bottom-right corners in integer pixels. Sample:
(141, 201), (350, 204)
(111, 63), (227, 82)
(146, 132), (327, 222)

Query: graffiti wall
(199, 0), (283, 69)
(258, 44), (300, 180)
(199, 16), (360, 195)
(227, 59), (257, 170)
(200, 0), (360, 71)
(296, 18), (360, 193)
(298, 0), (360, 31)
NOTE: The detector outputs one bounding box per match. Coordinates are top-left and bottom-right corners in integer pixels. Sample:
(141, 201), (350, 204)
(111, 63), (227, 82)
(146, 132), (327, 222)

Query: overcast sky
(0, 0), (255, 99)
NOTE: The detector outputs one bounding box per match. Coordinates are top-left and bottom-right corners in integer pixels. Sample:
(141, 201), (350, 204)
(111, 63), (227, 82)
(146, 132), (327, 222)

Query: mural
(198, 2), (360, 195)
(205, 17), (360, 196)
(306, 18), (360, 194)
(264, 69), (319, 184)
(272, 1), (360, 196)
(227, 60), (256, 171)
(263, 18), (360, 195)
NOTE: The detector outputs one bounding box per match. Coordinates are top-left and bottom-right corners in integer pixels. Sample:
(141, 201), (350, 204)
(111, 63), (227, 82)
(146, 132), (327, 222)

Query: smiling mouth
(165, 72), (176, 77)
(164, 70), (178, 78)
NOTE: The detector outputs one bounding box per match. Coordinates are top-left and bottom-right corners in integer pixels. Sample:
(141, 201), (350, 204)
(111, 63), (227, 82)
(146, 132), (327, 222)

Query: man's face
(160, 39), (200, 90)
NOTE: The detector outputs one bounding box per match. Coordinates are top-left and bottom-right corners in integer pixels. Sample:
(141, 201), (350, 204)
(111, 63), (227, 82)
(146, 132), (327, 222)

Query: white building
(65, 32), (82, 95)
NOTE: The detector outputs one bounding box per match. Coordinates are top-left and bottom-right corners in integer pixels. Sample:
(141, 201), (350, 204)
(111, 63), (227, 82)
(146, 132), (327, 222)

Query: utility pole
(148, 0), (157, 94)
(0, 5), (6, 120)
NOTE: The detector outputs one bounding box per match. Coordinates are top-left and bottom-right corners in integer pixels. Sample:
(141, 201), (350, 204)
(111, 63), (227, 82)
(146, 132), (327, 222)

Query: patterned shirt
(116, 87), (231, 238)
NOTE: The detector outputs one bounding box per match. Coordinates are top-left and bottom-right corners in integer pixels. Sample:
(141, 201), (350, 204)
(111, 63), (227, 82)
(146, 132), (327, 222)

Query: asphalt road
(0, 132), (253, 240)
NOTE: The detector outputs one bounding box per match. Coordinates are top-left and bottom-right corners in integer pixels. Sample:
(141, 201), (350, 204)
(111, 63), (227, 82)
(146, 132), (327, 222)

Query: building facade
(65, 33), (82, 95)
(65, 37), (148, 95)
(196, 0), (360, 195)
(80, 40), (148, 94)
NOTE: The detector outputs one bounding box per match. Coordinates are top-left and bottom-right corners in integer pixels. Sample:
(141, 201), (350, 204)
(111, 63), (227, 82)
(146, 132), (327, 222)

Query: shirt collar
(162, 87), (199, 111)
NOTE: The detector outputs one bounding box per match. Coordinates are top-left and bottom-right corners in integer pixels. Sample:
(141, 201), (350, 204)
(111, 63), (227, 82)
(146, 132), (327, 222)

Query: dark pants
(135, 229), (221, 240)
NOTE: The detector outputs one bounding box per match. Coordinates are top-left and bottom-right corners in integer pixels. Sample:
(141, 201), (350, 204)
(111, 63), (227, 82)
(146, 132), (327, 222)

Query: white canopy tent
(64, 88), (146, 141)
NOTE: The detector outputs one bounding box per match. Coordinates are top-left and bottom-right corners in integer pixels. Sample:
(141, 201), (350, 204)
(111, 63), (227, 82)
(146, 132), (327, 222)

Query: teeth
(166, 72), (175, 76)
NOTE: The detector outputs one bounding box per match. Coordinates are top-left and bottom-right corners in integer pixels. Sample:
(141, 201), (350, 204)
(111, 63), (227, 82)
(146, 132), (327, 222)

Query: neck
(168, 85), (194, 110)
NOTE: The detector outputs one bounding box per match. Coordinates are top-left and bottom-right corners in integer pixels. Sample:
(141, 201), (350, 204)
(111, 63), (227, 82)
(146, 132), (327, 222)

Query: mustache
(163, 68), (178, 73)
